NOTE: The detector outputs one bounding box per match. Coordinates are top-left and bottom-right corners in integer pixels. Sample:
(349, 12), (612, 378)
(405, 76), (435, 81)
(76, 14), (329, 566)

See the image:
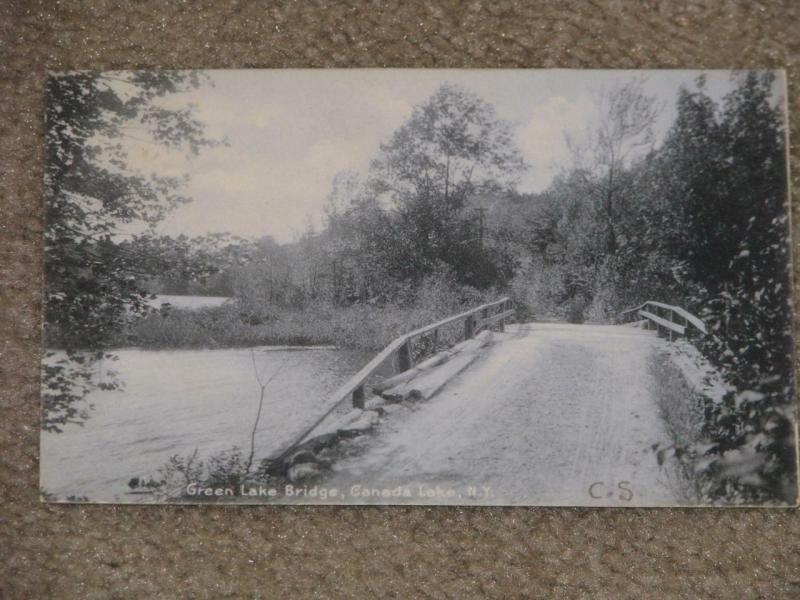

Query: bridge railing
(619, 300), (706, 340)
(275, 297), (514, 458)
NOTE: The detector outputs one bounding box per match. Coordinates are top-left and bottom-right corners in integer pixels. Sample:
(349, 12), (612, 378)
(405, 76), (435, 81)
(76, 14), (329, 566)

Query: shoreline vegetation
(115, 290), (500, 353)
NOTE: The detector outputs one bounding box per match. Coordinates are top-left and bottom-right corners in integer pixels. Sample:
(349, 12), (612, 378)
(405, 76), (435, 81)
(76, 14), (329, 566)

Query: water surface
(41, 345), (370, 502)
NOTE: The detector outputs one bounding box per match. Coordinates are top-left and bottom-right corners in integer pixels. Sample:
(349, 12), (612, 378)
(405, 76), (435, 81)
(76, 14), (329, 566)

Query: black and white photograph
(40, 69), (796, 506)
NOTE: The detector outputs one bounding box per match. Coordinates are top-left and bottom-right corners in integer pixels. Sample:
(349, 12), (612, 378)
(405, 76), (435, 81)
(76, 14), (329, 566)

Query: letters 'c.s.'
(589, 482), (604, 498)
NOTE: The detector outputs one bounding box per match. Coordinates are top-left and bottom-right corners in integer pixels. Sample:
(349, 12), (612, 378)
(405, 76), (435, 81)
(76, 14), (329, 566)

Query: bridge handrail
(619, 300), (707, 336)
(273, 296), (514, 460)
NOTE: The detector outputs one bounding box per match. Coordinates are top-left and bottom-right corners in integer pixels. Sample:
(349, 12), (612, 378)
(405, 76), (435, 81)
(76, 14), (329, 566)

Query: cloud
(120, 71), (737, 241)
(146, 82), (599, 240)
(152, 76), (418, 242)
(154, 134), (378, 241)
(517, 95), (596, 192)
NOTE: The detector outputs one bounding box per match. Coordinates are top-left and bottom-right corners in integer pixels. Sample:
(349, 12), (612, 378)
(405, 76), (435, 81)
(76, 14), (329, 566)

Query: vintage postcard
(41, 69), (796, 506)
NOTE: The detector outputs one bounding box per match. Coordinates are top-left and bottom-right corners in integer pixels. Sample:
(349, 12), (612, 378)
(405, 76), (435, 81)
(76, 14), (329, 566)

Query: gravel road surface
(324, 323), (678, 506)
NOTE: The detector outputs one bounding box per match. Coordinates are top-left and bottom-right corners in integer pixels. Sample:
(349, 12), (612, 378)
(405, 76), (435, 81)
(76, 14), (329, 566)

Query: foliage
(140, 448), (252, 500)
(322, 84), (524, 299)
(211, 85), (524, 313)
(144, 233), (251, 296)
(46, 73), (794, 503)
(584, 77), (659, 256)
(43, 71), (217, 430)
(124, 277), (494, 352)
(500, 72), (794, 503)
(678, 73), (794, 502)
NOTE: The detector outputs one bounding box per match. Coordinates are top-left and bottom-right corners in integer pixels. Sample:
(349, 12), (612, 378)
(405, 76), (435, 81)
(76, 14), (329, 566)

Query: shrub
(685, 220), (796, 504)
(122, 277), (500, 353)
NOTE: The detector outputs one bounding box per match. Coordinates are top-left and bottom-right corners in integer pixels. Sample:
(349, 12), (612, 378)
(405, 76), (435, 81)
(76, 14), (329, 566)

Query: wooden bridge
(272, 296), (707, 502)
(619, 300), (707, 340)
(273, 297), (514, 462)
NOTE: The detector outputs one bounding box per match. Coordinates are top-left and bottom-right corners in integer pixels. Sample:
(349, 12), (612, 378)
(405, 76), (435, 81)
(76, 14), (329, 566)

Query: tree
(43, 71), (217, 431)
(689, 72), (794, 502)
(658, 77), (728, 288)
(583, 78), (659, 256)
(367, 83), (525, 289)
(373, 83), (524, 208)
(143, 233), (250, 297)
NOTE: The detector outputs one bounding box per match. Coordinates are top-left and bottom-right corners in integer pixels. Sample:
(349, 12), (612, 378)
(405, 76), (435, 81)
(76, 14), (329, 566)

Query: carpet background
(1, 1), (799, 598)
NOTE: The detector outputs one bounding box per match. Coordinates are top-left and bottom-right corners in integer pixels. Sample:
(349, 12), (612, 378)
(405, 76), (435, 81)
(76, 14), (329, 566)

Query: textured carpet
(1, 1), (799, 598)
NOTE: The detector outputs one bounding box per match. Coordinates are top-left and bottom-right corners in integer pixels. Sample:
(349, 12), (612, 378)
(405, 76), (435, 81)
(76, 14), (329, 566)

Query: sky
(120, 69), (783, 243)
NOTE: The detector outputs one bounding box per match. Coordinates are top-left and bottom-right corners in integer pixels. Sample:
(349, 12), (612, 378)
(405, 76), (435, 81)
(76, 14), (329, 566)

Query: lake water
(40, 345), (371, 502)
(146, 294), (231, 310)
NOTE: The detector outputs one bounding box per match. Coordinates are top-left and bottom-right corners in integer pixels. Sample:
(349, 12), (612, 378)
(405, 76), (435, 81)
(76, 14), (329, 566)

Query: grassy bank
(120, 297), (496, 351)
(648, 350), (706, 503)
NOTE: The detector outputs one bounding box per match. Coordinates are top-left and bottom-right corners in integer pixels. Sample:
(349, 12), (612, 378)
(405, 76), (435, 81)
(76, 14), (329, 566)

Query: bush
(685, 220), (796, 504)
(507, 260), (565, 321)
(134, 447), (279, 501)
(121, 277), (500, 352)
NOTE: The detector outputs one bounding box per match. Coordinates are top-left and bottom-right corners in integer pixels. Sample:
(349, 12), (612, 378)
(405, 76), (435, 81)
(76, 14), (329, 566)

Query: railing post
(277, 297), (514, 463)
(464, 314), (474, 340)
(432, 328), (439, 351)
(352, 384), (365, 409)
(398, 338), (412, 372)
(668, 309), (674, 342)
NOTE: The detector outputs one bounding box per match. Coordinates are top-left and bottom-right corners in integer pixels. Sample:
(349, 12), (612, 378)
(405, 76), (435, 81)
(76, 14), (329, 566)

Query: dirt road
(324, 323), (680, 506)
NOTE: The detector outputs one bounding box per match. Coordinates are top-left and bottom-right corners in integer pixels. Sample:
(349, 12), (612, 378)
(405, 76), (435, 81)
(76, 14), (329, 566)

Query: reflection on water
(145, 294), (231, 310)
(40, 346), (370, 502)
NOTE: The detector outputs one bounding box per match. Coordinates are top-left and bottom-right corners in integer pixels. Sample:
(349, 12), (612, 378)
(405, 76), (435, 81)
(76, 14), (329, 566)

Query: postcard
(40, 69), (796, 506)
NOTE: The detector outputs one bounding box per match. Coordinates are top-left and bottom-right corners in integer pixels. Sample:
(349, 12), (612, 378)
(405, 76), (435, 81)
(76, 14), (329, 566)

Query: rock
(382, 383), (427, 403)
(337, 428), (365, 439)
(381, 383), (424, 403)
(287, 449), (318, 467)
(330, 408), (364, 430)
(363, 396), (387, 411)
(380, 388), (407, 403)
(382, 404), (405, 415)
(259, 458), (286, 477)
(293, 432), (340, 455)
(287, 462), (322, 483)
(402, 389), (423, 403)
(314, 409), (365, 437)
(338, 410), (379, 434)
